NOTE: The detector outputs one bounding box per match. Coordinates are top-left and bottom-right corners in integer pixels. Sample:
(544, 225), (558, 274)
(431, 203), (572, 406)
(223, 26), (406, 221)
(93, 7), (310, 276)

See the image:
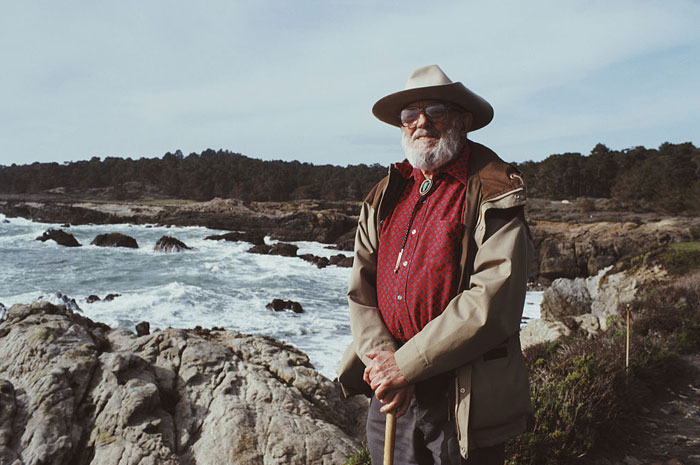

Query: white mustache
(412, 129), (439, 141)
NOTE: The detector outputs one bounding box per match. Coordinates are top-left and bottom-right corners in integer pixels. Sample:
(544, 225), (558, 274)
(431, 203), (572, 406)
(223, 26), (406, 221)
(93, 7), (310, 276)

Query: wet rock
(91, 233), (138, 248)
(330, 254), (354, 267)
(299, 254), (330, 269)
(248, 242), (299, 257)
(154, 235), (191, 253)
(0, 301), (364, 464)
(86, 295), (101, 304)
(35, 228), (81, 247)
(104, 293), (121, 302)
(266, 299), (304, 314)
(135, 321), (150, 336)
(205, 231), (266, 245)
(45, 292), (82, 312)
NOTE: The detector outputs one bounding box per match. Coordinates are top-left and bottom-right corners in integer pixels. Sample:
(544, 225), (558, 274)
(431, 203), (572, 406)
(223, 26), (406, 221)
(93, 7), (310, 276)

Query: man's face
(400, 100), (455, 151)
(400, 100), (472, 172)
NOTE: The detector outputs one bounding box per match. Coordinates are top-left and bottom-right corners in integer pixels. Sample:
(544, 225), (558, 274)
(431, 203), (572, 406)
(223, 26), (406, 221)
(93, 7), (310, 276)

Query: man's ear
(462, 112), (473, 133)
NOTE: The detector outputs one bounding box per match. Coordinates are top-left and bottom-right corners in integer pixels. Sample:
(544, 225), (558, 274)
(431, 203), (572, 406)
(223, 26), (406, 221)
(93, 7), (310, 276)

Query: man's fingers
(396, 392), (412, 417)
(379, 397), (399, 414)
(363, 366), (372, 385)
(374, 383), (388, 401)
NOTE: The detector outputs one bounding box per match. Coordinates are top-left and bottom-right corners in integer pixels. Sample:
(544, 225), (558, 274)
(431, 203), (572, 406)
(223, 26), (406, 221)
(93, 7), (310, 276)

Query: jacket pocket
(469, 337), (530, 430)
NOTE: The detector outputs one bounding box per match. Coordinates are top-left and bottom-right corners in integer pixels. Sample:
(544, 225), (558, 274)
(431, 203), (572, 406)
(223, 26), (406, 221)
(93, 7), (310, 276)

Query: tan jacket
(337, 141), (533, 459)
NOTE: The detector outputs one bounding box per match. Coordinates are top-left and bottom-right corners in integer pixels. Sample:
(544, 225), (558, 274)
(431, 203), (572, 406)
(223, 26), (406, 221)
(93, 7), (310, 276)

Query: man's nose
(415, 111), (430, 128)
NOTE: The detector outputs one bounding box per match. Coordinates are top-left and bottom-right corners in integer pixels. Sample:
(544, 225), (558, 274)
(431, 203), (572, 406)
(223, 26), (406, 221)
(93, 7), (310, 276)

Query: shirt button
(397, 295), (402, 301)
(459, 387), (466, 394)
(411, 229), (417, 235)
(402, 261), (408, 267)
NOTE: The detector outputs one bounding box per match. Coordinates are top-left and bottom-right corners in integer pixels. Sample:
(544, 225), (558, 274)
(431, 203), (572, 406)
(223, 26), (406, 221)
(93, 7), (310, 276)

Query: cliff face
(0, 302), (366, 465)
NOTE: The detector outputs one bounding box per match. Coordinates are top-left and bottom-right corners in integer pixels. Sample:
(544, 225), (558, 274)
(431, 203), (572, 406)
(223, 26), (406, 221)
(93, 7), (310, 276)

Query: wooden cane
(383, 411), (396, 465)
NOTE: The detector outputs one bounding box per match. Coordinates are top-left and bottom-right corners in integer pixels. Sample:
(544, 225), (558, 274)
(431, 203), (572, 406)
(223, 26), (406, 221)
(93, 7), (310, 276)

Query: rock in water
(36, 229), (81, 247)
(0, 301), (365, 465)
(135, 321), (150, 336)
(154, 236), (191, 253)
(91, 233), (139, 248)
(266, 299), (304, 313)
(248, 242), (299, 257)
(204, 231), (266, 245)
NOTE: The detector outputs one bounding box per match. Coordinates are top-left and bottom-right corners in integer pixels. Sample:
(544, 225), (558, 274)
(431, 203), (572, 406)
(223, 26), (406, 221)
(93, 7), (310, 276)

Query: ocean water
(0, 213), (541, 379)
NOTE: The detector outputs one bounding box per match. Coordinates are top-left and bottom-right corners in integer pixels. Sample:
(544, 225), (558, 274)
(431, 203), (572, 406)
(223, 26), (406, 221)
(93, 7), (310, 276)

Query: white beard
(401, 118), (464, 172)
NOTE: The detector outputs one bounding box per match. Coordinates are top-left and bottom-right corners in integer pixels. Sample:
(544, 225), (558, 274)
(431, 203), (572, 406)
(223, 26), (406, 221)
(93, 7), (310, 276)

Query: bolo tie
(393, 177), (436, 273)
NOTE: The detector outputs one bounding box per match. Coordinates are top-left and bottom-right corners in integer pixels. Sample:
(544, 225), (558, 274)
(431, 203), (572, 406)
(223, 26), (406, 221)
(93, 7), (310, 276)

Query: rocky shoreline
(2, 194), (698, 281)
(0, 301), (367, 465)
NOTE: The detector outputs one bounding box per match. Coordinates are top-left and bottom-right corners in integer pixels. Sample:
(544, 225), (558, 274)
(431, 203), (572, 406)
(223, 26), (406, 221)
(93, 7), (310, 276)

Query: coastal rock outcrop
(248, 242), (299, 257)
(154, 236), (191, 253)
(522, 265), (658, 348)
(266, 299), (304, 314)
(299, 254), (330, 268)
(0, 301), (366, 465)
(204, 231), (266, 245)
(329, 254), (353, 268)
(91, 233), (139, 249)
(36, 228), (81, 247)
(529, 218), (696, 280)
(540, 278), (592, 320)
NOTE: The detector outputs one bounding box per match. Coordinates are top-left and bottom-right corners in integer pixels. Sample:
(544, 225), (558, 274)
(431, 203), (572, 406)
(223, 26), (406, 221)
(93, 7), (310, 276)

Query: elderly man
(337, 65), (533, 465)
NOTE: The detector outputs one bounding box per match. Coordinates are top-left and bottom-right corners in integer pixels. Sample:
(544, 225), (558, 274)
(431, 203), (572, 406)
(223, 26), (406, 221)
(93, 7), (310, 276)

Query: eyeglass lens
(400, 103), (449, 126)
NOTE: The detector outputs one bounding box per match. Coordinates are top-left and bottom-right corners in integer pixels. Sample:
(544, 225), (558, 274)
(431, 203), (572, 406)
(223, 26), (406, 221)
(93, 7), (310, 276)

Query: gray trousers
(366, 378), (505, 465)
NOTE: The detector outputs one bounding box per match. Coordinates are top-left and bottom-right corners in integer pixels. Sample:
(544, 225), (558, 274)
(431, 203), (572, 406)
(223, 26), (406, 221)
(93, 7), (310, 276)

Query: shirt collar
(394, 143), (470, 185)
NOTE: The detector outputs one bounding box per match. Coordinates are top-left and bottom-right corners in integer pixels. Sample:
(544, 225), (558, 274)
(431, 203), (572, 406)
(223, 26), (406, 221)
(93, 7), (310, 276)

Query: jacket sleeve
(394, 205), (532, 383)
(347, 201), (398, 366)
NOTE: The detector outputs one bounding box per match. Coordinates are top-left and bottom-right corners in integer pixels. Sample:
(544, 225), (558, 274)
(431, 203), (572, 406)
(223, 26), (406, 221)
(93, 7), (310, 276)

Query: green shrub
(344, 447), (370, 465)
(506, 274), (700, 464)
(657, 242), (700, 275)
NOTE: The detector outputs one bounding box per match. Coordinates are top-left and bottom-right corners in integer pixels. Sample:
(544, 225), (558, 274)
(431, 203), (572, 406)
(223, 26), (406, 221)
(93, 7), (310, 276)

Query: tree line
(1, 142), (698, 212)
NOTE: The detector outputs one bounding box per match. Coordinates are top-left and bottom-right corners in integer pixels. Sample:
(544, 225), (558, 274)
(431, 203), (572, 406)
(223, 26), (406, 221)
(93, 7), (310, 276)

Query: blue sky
(1, 0), (699, 167)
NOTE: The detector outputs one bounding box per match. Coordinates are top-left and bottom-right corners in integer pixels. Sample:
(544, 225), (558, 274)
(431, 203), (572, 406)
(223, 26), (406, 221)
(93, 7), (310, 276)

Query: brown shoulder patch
(468, 141), (524, 201)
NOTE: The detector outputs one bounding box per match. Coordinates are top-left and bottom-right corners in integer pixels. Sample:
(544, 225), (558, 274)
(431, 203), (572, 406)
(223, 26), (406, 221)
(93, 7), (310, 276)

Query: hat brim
(372, 82), (494, 131)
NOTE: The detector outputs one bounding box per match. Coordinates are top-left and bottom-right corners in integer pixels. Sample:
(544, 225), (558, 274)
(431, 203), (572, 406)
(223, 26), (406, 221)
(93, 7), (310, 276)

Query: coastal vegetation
(1, 142), (698, 213)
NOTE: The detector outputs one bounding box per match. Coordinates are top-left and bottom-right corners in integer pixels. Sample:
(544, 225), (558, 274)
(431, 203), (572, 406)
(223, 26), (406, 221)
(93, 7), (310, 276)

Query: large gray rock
(540, 278), (592, 320)
(0, 301), (366, 465)
(521, 319), (571, 349)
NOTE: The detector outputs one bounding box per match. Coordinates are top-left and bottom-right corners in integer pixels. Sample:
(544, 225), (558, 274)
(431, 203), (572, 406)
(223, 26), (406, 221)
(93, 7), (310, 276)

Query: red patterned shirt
(377, 146), (470, 344)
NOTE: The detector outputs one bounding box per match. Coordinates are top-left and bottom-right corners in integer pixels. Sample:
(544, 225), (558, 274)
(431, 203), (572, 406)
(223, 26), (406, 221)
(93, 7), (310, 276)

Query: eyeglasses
(400, 103), (450, 127)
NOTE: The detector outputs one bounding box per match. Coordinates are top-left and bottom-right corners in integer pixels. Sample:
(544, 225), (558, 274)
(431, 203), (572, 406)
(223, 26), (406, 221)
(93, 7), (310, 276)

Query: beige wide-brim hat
(372, 64), (494, 131)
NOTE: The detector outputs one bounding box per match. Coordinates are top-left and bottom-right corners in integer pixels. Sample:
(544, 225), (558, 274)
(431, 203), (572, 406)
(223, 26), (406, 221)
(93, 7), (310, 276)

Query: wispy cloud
(0, 0), (698, 166)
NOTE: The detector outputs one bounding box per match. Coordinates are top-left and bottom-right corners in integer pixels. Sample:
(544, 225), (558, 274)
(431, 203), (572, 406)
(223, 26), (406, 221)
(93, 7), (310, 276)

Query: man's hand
(363, 350), (409, 401)
(378, 385), (415, 418)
